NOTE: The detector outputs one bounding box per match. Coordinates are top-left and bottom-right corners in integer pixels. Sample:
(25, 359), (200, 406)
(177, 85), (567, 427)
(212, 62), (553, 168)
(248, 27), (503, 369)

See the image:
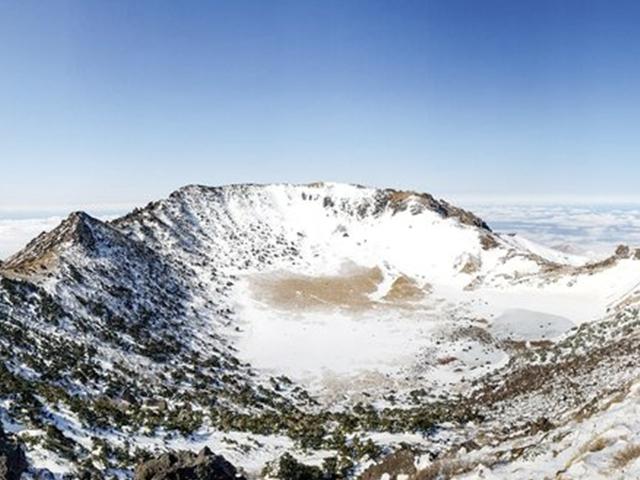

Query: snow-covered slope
(1, 182), (640, 479)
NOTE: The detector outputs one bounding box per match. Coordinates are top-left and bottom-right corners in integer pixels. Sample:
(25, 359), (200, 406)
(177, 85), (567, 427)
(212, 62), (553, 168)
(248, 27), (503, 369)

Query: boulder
(615, 244), (631, 258)
(134, 447), (245, 480)
(0, 425), (28, 480)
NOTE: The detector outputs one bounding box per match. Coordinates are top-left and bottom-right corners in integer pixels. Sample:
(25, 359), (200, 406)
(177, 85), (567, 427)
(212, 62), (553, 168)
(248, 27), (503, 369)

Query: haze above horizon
(2, 0), (640, 210)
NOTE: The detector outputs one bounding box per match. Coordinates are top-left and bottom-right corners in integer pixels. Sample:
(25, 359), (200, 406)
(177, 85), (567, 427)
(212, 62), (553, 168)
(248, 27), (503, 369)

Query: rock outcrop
(0, 425), (27, 480)
(134, 447), (245, 480)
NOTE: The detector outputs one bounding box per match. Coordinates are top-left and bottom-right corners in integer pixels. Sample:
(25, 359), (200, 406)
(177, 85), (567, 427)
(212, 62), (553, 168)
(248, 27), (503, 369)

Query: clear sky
(2, 0), (640, 210)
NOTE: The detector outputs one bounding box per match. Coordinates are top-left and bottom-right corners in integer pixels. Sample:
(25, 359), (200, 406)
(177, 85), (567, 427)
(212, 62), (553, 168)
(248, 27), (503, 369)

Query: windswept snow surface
(489, 308), (574, 341)
(169, 183), (640, 403)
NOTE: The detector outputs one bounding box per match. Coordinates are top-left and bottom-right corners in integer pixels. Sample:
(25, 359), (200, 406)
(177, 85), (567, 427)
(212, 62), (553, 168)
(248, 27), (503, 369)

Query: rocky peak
(378, 188), (492, 231)
(61, 211), (101, 247)
(135, 182), (493, 232)
(2, 211), (116, 275)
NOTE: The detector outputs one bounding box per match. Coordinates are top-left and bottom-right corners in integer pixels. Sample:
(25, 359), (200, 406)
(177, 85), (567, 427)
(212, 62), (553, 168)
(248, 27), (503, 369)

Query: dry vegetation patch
(611, 444), (640, 470)
(564, 434), (615, 471)
(382, 275), (426, 302)
(251, 266), (430, 311)
(250, 266), (384, 310)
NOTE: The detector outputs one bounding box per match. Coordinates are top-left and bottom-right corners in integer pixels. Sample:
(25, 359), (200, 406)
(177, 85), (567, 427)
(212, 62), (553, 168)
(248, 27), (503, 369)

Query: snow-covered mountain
(1, 182), (640, 479)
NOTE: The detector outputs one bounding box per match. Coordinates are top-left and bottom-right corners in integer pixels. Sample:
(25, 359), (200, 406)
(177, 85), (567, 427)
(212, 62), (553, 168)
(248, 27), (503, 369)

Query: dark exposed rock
(615, 244), (631, 258)
(359, 448), (417, 480)
(0, 425), (28, 480)
(479, 233), (499, 250)
(134, 447), (245, 480)
(525, 416), (555, 435)
(266, 453), (324, 480)
(322, 196), (335, 208)
(74, 469), (103, 480)
(459, 439), (480, 452)
(381, 189), (492, 231)
(34, 469), (55, 480)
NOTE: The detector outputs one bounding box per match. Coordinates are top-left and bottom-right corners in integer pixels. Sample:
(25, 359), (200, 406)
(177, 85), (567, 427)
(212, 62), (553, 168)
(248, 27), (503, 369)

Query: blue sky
(2, 0), (640, 209)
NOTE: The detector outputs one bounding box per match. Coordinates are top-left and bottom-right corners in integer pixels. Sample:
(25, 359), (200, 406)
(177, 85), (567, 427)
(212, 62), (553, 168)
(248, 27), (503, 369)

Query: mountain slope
(1, 182), (639, 478)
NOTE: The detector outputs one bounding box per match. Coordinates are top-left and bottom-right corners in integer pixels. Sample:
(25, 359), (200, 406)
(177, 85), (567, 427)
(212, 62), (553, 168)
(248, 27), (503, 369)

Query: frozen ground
(488, 308), (574, 341)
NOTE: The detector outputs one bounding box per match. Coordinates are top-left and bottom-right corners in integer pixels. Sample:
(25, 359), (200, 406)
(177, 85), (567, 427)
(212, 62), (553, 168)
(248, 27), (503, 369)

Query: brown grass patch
(565, 435), (614, 469)
(437, 356), (458, 365)
(584, 436), (612, 453)
(480, 233), (499, 250)
(382, 275), (426, 302)
(612, 444), (640, 470)
(2, 249), (58, 277)
(573, 383), (632, 423)
(460, 256), (481, 274)
(250, 266), (384, 310)
(251, 266), (431, 311)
